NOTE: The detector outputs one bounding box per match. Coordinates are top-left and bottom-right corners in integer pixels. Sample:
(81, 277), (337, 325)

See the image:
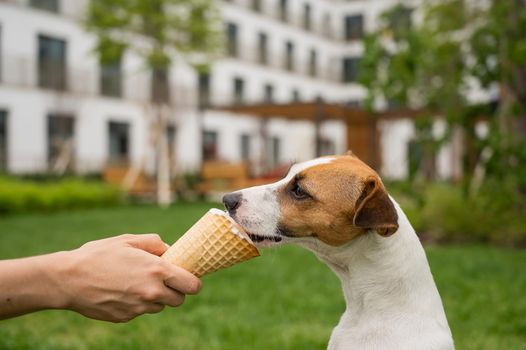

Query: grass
(0, 203), (525, 350)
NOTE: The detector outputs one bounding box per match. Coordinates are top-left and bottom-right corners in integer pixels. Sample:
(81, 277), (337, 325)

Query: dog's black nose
(222, 192), (242, 213)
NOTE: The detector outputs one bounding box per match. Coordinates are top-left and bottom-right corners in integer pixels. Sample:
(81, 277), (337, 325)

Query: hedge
(0, 177), (121, 215)
(389, 181), (526, 246)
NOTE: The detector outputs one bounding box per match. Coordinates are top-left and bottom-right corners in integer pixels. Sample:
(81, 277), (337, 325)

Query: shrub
(0, 177), (121, 215)
(388, 181), (526, 246)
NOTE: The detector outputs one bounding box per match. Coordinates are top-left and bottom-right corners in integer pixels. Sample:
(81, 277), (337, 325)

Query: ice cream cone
(162, 208), (259, 277)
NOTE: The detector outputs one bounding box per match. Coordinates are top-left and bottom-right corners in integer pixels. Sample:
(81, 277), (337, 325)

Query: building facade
(0, 0), (463, 179)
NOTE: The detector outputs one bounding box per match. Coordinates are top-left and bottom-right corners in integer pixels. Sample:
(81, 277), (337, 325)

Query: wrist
(0, 250), (76, 320)
(38, 251), (76, 310)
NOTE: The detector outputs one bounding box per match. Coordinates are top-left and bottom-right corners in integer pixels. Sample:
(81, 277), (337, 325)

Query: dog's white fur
(233, 157), (454, 349)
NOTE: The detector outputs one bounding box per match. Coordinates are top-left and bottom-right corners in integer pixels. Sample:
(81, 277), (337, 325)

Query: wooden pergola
(213, 99), (419, 171)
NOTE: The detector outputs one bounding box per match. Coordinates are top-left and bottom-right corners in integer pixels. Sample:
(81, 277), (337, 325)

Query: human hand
(53, 234), (201, 322)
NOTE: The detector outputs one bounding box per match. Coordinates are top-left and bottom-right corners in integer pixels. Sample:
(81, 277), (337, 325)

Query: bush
(0, 177), (121, 215)
(388, 181), (526, 246)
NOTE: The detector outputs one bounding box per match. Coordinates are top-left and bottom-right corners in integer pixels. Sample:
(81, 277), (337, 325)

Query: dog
(222, 153), (454, 350)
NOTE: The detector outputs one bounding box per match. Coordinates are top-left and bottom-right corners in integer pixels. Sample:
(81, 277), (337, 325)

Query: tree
(86, 0), (221, 207)
(360, 0), (526, 191)
(470, 0), (526, 193)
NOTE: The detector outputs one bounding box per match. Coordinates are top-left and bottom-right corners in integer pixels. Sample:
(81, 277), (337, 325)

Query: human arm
(0, 234), (201, 322)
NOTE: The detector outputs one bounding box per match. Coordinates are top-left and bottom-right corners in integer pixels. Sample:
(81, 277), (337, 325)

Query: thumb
(128, 233), (170, 256)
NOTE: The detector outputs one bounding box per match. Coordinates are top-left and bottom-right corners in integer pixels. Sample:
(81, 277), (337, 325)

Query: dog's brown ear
(353, 178), (399, 237)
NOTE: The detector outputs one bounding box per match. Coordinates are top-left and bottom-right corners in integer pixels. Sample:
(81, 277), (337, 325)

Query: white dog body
(223, 156), (454, 349)
(317, 201), (453, 350)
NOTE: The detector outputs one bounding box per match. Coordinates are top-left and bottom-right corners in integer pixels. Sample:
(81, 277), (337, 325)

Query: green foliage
(359, 1), (471, 181)
(0, 177), (121, 215)
(85, 0), (222, 73)
(361, 0), (526, 187)
(470, 1), (526, 95)
(359, 1), (468, 113)
(96, 36), (127, 65)
(469, 0), (526, 190)
(389, 181), (526, 245)
(0, 205), (525, 349)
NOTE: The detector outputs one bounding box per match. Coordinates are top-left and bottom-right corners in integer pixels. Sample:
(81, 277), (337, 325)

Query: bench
(196, 161), (286, 197)
(103, 166), (157, 195)
(196, 161), (250, 195)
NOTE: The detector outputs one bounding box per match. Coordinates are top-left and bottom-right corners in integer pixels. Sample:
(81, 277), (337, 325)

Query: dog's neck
(296, 199), (452, 343)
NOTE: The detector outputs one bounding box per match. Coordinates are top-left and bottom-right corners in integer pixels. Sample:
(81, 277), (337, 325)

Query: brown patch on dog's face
(276, 155), (398, 246)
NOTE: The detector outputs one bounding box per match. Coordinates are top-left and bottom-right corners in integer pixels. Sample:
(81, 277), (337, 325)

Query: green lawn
(0, 203), (525, 350)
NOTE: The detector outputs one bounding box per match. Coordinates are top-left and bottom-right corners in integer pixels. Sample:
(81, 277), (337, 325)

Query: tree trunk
(156, 106), (172, 208)
(150, 65), (172, 208)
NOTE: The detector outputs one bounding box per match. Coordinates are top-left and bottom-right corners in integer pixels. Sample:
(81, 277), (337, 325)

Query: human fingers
(154, 288), (186, 308)
(143, 302), (166, 314)
(127, 233), (169, 256)
(163, 263), (202, 295)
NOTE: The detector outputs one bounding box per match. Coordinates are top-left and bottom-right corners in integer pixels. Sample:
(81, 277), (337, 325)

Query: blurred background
(0, 0), (525, 349)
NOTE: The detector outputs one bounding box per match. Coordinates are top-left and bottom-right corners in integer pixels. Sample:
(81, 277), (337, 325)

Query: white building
(0, 0), (461, 180)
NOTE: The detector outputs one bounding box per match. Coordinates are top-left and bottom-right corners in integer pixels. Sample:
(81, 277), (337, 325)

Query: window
(285, 41), (294, 71)
(251, 0), (262, 12)
(38, 35), (66, 90)
(322, 13), (332, 38)
(303, 3), (312, 30)
(198, 72), (210, 108)
(226, 22), (238, 57)
(308, 49), (317, 77)
(48, 114), (74, 171)
(166, 125), (176, 151)
(407, 137), (435, 179)
(267, 136), (281, 168)
(346, 100), (362, 108)
(279, 0), (288, 22)
(390, 6), (413, 38)
(292, 89), (300, 102)
(151, 68), (170, 103)
(342, 57), (360, 83)
(387, 98), (401, 109)
(30, 0), (59, 13)
(240, 134), (251, 161)
(202, 130), (218, 161)
(0, 111), (7, 172)
(258, 32), (268, 65)
(344, 14), (364, 41)
(0, 25), (3, 83)
(264, 84), (274, 103)
(100, 59), (122, 98)
(166, 125), (176, 164)
(233, 77), (244, 104)
(108, 121), (130, 164)
(319, 138), (335, 156)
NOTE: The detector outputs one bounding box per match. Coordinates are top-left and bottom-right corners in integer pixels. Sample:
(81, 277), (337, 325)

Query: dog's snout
(222, 192), (242, 214)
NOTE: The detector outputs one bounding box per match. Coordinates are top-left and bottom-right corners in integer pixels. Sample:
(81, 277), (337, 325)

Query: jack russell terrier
(222, 153), (454, 350)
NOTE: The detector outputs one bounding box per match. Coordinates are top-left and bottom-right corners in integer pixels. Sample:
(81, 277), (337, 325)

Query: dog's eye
(290, 182), (310, 200)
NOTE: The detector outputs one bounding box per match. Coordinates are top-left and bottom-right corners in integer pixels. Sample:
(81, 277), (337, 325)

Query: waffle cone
(162, 209), (259, 277)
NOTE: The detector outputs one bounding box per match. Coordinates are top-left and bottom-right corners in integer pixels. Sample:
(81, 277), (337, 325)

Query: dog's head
(223, 153), (399, 250)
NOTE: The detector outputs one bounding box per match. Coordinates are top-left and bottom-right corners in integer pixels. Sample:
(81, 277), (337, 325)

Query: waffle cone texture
(162, 209), (260, 277)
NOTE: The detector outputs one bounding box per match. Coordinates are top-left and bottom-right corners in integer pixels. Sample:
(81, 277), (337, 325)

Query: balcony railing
(222, 0), (344, 42)
(0, 54), (196, 108)
(0, 52), (349, 114)
(2, 0), (88, 21)
(224, 44), (342, 83)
